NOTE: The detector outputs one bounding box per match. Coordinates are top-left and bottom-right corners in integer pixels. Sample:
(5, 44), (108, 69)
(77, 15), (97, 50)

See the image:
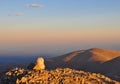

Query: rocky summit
(0, 67), (120, 84)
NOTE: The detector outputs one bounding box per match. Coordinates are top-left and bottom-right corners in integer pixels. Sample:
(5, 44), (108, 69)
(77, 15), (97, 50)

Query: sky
(0, 0), (120, 57)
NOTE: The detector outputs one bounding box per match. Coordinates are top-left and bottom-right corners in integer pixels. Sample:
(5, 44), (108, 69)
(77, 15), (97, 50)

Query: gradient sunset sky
(0, 0), (120, 57)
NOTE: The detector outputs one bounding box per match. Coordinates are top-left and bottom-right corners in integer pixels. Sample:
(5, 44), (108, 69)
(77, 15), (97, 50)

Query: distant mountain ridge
(45, 48), (120, 81)
(46, 48), (120, 69)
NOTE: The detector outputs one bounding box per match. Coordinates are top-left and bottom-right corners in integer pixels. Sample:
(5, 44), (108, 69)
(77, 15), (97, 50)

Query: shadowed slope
(101, 56), (120, 81)
(102, 56), (120, 73)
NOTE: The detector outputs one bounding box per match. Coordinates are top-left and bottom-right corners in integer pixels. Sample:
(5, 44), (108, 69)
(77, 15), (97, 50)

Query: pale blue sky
(1, 0), (120, 30)
(1, 0), (120, 16)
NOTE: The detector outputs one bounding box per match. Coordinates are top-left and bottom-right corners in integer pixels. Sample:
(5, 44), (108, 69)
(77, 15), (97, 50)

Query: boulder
(33, 57), (45, 70)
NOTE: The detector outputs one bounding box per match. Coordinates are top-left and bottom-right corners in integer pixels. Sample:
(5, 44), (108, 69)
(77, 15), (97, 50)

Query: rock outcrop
(33, 57), (45, 70)
(0, 68), (119, 84)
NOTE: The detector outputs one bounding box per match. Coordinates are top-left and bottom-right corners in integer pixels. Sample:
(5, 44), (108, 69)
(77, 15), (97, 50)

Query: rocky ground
(0, 67), (120, 84)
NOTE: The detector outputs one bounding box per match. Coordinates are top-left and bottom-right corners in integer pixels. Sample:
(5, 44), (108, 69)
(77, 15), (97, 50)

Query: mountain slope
(46, 48), (120, 71)
(45, 48), (120, 81)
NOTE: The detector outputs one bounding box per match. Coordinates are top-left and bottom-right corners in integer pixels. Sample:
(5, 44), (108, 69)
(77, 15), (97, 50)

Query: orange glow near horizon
(0, 27), (120, 45)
